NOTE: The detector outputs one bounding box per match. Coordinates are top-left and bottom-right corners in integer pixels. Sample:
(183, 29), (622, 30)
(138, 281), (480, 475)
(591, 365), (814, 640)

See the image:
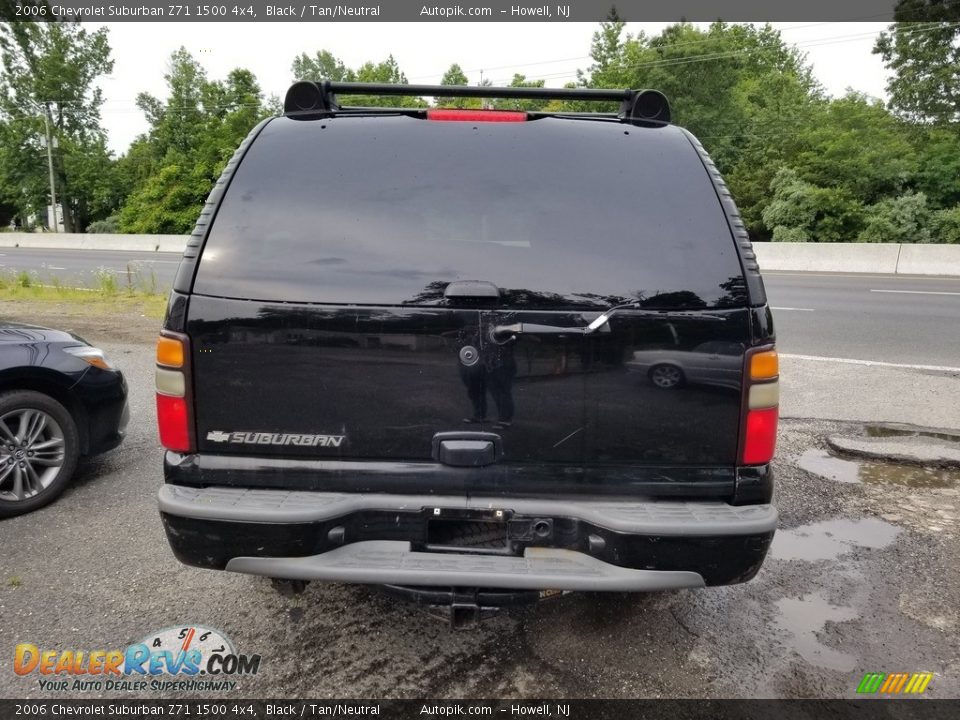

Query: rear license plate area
(423, 508), (511, 554)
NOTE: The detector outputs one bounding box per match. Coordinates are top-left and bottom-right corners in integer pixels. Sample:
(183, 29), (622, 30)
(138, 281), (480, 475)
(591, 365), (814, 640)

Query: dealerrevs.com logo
(14, 625), (260, 693)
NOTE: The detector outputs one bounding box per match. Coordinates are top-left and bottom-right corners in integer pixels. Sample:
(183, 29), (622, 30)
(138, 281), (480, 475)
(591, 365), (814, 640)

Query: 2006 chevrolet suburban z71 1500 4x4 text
(156, 81), (779, 623)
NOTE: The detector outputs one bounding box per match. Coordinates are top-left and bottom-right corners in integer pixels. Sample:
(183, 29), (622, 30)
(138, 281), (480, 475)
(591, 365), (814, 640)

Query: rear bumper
(159, 486), (777, 590)
(74, 368), (128, 456)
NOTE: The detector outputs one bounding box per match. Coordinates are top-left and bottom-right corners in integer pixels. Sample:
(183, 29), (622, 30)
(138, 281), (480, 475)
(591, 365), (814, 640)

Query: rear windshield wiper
(491, 302), (727, 342)
(584, 302), (728, 333)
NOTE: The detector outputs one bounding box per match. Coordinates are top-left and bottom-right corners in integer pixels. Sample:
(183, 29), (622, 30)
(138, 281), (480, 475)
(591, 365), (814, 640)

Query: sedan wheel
(649, 364), (684, 389)
(0, 391), (79, 517)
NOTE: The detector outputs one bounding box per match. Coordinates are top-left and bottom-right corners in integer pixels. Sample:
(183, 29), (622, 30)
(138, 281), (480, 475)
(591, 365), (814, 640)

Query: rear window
(193, 115), (747, 309)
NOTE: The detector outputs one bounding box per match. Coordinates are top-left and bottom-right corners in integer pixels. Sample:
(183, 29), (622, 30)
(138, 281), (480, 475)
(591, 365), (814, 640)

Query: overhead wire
(486, 22), (958, 85)
(403, 18), (892, 81)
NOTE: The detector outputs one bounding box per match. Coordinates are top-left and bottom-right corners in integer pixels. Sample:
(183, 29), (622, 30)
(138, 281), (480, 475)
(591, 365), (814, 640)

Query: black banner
(1, 0), (951, 23)
(2, 700), (960, 720)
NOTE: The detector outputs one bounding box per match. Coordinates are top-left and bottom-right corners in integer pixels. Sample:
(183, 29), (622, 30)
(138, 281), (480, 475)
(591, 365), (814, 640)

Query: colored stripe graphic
(912, 673), (933, 694)
(880, 673), (910, 695)
(857, 673), (886, 693)
(857, 672), (932, 694)
(879, 674), (899, 693)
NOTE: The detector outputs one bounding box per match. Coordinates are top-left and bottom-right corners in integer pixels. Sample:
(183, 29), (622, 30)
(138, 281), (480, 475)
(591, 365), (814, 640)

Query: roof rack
(283, 81), (671, 124)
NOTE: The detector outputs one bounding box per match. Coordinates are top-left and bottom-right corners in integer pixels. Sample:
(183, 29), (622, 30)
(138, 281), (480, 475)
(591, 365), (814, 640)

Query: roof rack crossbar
(326, 82), (633, 102)
(283, 81), (671, 124)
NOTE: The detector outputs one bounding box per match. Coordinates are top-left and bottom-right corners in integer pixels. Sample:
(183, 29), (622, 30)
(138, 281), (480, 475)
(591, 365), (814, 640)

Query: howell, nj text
(508, 5), (570, 17)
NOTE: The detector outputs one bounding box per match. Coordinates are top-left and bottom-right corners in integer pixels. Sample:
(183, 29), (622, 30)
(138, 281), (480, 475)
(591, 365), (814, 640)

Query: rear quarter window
(193, 115), (747, 310)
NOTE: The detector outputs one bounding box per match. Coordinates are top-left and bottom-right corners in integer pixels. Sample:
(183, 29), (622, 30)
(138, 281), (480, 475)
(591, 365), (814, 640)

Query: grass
(0, 268), (167, 319)
(8, 576), (22, 588)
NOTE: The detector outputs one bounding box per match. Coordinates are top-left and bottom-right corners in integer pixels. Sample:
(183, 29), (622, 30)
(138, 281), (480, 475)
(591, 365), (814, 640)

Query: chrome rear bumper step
(226, 540), (706, 592)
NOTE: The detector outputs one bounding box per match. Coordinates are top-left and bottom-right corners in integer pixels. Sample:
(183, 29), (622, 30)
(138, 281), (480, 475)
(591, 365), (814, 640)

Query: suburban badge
(205, 431), (345, 448)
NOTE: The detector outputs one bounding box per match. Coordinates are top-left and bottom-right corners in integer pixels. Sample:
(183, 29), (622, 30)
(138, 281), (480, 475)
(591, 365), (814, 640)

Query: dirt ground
(0, 299), (162, 345)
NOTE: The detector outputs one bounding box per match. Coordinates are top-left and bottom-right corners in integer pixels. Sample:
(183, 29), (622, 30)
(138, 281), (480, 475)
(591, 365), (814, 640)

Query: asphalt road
(0, 335), (957, 700)
(2, 247), (960, 366)
(765, 270), (960, 368)
(0, 247), (181, 289)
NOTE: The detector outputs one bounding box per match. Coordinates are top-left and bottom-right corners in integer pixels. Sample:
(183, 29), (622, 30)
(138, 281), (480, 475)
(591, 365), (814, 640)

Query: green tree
(0, 7), (116, 231)
(931, 206), (960, 243)
(436, 63), (478, 108)
(60, 134), (121, 230)
(908, 126), (960, 208)
(440, 63), (468, 86)
(577, 21), (820, 234)
(0, 199), (16, 228)
(113, 137), (156, 203)
(292, 49), (350, 82)
(761, 168), (864, 242)
(859, 192), (932, 243)
(491, 74), (549, 111)
(349, 55), (424, 107)
(789, 93), (917, 205)
(290, 51), (423, 108)
(132, 48), (214, 160)
(118, 162), (215, 234)
(574, 11), (632, 111)
(602, 22), (817, 169)
(874, 2), (960, 124)
(117, 48), (272, 233)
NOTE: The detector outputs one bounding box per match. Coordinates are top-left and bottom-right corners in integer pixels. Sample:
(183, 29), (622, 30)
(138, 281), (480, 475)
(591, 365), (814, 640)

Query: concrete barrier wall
(894, 243), (960, 276)
(753, 242), (960, 276)
(0, 233), (187, 253)
(3, 233), (960, 276)
(752, 242), (903, 274)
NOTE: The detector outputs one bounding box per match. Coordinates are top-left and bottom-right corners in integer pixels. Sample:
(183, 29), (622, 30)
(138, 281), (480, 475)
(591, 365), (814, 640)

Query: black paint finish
(0, 322), (128, 456)
(161, 99), (778, 589)
(184, 296), (750, 478)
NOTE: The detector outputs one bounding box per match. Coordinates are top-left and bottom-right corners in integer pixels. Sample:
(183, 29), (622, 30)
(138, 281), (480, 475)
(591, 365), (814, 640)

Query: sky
(90, 21), (891, 154)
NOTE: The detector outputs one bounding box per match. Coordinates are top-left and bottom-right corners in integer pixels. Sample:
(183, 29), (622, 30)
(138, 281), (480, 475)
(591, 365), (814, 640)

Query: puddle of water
(773, 593), (858, 671)
(859, 462), (958, 488)
(770, 517), (901, 562)
(864, 424), (960, 444)
(798, 448), (959, 488)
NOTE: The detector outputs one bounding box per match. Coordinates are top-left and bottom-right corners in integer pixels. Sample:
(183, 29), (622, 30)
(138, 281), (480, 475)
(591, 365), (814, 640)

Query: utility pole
(42, 104), (59, 232)
(479, 70), (491, 110)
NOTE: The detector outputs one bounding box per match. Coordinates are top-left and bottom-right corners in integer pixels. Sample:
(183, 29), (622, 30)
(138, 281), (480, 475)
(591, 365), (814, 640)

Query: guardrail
(3, 233), (960, 277)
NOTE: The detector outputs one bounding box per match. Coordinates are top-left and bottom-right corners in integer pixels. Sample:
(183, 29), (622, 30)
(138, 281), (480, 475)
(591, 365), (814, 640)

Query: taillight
(427, 109), (527, 122)
(741, 348), (778, 465)
(156, 395), (191, 452)
(156, 336), (184, 368)
(155, 331), (193, 452)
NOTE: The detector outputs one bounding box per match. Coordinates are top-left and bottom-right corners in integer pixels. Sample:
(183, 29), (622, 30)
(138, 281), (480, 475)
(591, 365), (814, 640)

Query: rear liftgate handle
(431, 432), (503, 467)
(444, 280), (500, 301)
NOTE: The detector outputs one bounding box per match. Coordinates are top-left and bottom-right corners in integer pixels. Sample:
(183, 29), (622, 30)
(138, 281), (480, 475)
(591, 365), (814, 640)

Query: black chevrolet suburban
(157, 82), (779, 619)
